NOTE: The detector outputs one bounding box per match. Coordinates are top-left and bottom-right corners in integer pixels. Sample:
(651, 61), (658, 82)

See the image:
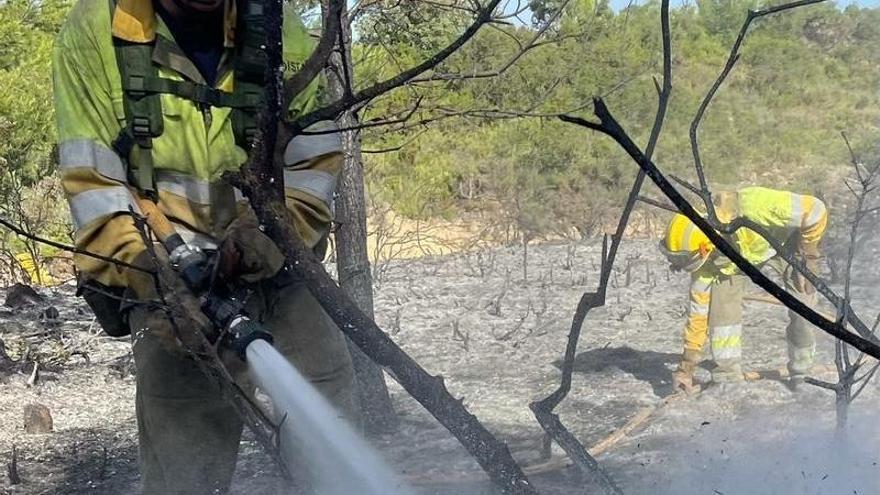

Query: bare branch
(410, 0), (571, 83)
(291, 0), (503, 130)
(0, 215), (151, 274)
(804, 376), (838, 391)
(562, 97), (880, 361)
(688, 0), (828, 220)
(529, 1), (672, 491)
(637, 195), (679, 213)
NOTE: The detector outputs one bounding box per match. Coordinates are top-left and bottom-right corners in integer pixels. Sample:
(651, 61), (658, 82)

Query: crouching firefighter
(659, 187), (827, 394)
(53, 0), (358, 492)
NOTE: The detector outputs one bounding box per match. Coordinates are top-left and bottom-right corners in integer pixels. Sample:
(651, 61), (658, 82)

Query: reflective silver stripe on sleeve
(69, 187), (139, 229)
(804, 199), (826, 227)
(284, 169), (336, 205)
(284, 121), (343, 165)
(155, 171), (213, 205)
(58, 139), (126, 182)
(789, 194), (804, 227)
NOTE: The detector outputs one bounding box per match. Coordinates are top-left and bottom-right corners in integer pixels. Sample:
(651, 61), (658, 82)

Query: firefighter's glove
(127, 250), (214, 354)
(218, 212), (285, 285)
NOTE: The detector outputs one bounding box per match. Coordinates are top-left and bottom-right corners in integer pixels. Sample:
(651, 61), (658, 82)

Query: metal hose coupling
(224, 316), (274, 361)
(202, 294), (273, 360)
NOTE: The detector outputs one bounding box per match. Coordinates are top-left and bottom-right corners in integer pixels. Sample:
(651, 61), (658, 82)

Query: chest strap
(110, 0), (268, 197)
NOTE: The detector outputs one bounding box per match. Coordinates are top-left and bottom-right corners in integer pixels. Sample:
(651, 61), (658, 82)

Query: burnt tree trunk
(326, 3), (397, 435)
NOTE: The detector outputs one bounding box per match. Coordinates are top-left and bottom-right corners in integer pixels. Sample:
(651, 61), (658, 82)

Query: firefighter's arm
(277, 13), (341, 249)
(682, 271), (713, 357)
(53, 27), (145, 287)
(793, 194), (828, 257)
(791, 194), (827, 293)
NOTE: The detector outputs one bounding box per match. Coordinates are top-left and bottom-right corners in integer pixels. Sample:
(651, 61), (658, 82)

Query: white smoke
(633, 409), (880, 495)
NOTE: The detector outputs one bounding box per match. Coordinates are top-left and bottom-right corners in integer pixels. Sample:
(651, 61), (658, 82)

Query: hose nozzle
(225, 316), (274, 361)
(203, 294), (273, 360)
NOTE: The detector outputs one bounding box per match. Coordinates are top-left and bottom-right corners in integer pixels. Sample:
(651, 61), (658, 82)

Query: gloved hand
(218, 212), (285, 285)
(126, 250), (215, 353)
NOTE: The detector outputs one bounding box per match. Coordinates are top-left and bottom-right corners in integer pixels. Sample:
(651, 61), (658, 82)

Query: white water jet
(246, 339), (414, 495)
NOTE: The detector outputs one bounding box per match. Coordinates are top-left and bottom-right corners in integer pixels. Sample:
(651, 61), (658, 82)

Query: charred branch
(528, 2), (671, 492)
(688, 0), (827, 221)
(230, 0), (538, 491)
(559, 98), (880, 361)
(291, 0), (503, 131)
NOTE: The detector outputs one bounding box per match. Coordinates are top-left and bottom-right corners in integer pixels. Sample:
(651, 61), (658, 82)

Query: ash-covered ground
(1, 239), (878, 494)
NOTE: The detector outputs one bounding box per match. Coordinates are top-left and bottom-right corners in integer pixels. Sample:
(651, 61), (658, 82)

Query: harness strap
(112, 39), (163, 197)
(232, 0), (267, 148)
(121, 74), (261, 109)
(110, 0), (268, 195)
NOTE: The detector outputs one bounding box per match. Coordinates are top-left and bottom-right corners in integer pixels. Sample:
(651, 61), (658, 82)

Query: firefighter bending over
(659, 187), (827, 394)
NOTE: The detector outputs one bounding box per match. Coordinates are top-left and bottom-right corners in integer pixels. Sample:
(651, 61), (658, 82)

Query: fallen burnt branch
(559, 98), (880, 361)
(529, 2), (671, 493)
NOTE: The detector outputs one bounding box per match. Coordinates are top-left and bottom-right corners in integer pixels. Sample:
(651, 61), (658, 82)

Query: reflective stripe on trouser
(130, 282), (358, 495)
(709, 275), (744, 381)
(784, 268), (817, 376)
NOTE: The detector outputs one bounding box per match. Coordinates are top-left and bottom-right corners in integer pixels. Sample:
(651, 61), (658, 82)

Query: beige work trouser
(129, 280), (358, 495)
(708, 260), (817, 382)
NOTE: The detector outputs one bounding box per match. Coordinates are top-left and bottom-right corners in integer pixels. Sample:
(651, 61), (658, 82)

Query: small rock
(5, 284), (44, 309)
(23, 403), (53, 434)
(41, 306), (60, 321)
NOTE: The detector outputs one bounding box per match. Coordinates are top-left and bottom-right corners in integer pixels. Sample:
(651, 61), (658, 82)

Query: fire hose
(133, 196), (273, 360)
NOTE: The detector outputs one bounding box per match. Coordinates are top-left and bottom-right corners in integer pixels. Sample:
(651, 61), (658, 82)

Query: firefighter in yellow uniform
(660, 187), (827, 393)
(53, 0), (357, 492)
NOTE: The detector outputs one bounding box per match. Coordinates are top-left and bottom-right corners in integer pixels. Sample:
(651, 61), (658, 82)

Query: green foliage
(3, 0), (880, 253)
(0, 0), (70, 265)
(0, 0), (69, 191)
(360, 1), (880, 244)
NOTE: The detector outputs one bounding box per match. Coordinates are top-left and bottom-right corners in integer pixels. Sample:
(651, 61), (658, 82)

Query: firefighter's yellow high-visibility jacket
(682, 186), (827, 353)
(54, 0), (340, 287)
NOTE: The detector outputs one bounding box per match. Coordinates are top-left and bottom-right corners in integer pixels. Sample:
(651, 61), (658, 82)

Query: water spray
(132, 195), (412, 494)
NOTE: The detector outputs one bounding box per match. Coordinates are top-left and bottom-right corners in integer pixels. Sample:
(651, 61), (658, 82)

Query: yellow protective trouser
(708, 276), (745, 382)
(129, 280), (358, 495)
(707, 263), (817, 382)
